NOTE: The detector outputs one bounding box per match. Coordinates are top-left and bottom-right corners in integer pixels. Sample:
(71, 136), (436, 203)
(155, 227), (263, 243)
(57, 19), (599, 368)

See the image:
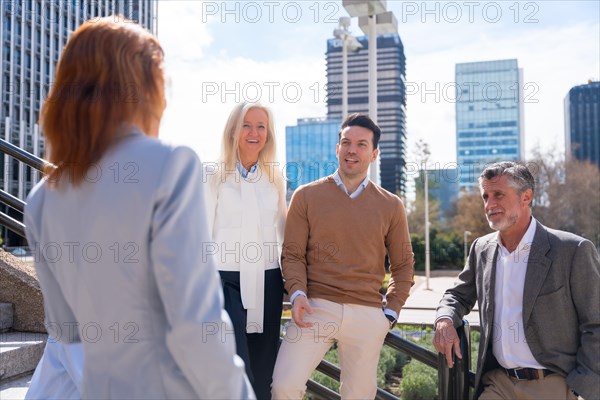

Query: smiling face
(238, 107), (268, 167)
(335, 125), (378, 181)
(480, 175), (533, 234)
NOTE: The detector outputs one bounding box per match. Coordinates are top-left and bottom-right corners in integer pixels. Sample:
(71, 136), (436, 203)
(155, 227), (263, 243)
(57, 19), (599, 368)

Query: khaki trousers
(479, 368), (579, 400)
(271, 298), (390, 400)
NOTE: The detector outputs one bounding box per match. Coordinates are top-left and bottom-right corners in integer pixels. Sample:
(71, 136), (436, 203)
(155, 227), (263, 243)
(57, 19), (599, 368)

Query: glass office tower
(326, 34), (408, 196)
(1, 1), (157, 199)
(0, 1), (156, 245)
(285, 117), (340, 195)
(455, 59), (524, 192)
(564, 81), (600, 170)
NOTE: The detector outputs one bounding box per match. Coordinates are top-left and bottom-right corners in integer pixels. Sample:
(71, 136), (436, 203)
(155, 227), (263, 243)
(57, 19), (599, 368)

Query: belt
(505, 368), (555, 381)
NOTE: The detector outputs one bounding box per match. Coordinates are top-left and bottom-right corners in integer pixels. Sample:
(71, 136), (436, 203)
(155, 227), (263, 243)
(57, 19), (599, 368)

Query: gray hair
(478, 161), (535, 195)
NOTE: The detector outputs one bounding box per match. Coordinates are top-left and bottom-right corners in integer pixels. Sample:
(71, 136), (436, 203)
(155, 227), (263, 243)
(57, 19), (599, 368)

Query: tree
(447, 187), (493, 240)
(529, 147), (600, 245)
(407, 173), (442, 236)
(407, 139), (443, 236)
(446, 147), (600, 247)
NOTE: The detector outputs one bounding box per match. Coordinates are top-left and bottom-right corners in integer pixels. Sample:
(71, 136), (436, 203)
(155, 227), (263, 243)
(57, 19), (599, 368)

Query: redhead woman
(204, 102), (287, 400)
(24, 17), (252, 399)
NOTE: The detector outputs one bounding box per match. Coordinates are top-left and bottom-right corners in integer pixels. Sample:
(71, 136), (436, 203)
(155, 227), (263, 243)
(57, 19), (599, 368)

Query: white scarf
(239, 168), (266, 333)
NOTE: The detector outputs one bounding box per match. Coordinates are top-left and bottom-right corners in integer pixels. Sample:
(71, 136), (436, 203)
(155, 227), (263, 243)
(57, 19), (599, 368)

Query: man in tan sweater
(272, 113), (414, 399)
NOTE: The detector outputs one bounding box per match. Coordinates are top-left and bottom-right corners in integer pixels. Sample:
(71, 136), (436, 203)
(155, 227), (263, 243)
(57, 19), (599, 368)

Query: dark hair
(478, 161), (535, 196)
(338, 113), (381, 149)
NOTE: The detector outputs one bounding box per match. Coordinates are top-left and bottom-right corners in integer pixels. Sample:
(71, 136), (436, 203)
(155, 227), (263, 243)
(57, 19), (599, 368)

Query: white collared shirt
(332, 170), (369, 199)
(492, 217), (544, 369)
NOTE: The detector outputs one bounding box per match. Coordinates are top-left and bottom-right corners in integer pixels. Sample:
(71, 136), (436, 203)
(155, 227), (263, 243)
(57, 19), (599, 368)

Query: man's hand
(433, 318), (462, 368)
(291, 295), (314, 328)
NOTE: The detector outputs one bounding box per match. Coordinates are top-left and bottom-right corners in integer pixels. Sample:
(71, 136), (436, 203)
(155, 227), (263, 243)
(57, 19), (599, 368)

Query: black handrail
(306, 380), (341, 400)
(384, 330), (438, 368)
(306, 322), (475, 400)
(438, 321), (474, 400)
(311, 356), (398, 400)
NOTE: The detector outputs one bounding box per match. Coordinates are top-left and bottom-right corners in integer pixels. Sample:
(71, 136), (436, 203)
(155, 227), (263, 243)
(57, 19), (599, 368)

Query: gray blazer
(437, 220), (600, 399)
(25, 130), (254, 399)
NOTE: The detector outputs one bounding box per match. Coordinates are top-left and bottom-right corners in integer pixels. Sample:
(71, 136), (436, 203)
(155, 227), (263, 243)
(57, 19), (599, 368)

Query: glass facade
(564, 81), (600, 170)
(285, 117), (340, 195)
(426, 168), (460, 219)
(455, 59), (524, 192)
(326, 34), (407, 196)
(0, 1), (156, 245)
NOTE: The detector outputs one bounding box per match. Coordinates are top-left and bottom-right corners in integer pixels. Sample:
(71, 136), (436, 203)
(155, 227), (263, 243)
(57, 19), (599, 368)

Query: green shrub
(393, 349), (409, 371)
(307, 344), (409, 397)
(400, 372), (437, 400)
(309, 348), (340, 395)
(402, 360), (437, 378)
(400, 361), (438, 400)
(470, 330), (480, 369)
(377, 346), (397, 387)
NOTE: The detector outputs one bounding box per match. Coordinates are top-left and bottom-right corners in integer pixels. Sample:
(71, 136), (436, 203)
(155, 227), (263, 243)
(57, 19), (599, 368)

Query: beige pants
(271, 298), (390, 400)
(479, 368), (579, 400)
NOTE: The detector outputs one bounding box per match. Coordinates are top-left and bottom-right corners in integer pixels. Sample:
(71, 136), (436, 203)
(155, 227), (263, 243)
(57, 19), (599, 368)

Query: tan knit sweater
(282, 177), (414, 314)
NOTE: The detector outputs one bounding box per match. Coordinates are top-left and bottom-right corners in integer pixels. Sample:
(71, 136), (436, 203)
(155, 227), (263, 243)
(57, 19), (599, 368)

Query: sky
(156, 0), (600, 171)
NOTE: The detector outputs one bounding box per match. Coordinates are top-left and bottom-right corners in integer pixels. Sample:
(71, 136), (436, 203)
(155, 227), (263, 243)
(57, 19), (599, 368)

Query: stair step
(0, 303), (13, 332)
(0, 332), (47, 382)
(0, 371), (32, 399)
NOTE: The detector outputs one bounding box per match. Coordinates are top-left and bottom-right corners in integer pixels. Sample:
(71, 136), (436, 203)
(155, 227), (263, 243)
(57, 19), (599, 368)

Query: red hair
(40, 16), (165, 185)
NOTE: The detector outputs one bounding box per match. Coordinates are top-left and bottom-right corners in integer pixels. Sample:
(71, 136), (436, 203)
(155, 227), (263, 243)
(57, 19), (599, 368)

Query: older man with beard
(434, 161), (599, 400)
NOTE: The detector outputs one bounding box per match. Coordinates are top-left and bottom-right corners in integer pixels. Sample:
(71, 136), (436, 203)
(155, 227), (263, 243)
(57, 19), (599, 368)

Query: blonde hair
(214, 102), (284, 193)
(40, 16), (165, 186)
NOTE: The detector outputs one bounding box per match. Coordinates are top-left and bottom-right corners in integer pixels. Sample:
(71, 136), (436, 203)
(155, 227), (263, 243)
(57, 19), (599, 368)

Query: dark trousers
(220, 268), (284, 400)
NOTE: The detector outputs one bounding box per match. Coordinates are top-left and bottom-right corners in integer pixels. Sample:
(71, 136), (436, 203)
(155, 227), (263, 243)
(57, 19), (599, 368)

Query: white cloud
(157, 2), (334, 163)
(404, 19), (600, 165)
(157, 1), (213, 63)
(156, 0), (599, 170)
(160, 52), (327, 162)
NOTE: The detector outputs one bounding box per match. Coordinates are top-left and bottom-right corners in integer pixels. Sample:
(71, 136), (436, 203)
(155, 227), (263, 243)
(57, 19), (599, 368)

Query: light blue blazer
(24, 129), (254, 399)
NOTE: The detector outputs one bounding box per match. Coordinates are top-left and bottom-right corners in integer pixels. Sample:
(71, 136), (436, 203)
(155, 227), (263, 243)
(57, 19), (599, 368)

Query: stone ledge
(0, 303), (13, 332)
(0, 331), (47, 382)
(0, 250), (45, 332)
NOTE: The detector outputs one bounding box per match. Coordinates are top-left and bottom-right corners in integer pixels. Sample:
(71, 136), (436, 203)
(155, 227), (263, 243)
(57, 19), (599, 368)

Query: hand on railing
(436, 320), (472, 400)
(433, 318), (463, 368)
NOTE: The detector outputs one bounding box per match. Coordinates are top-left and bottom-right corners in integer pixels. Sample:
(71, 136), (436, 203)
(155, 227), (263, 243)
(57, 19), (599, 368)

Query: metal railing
(302, 322), (473, 400)
(438, 322), (474, 400)
(0, 138), (52, 239)
(0, 137), (475, 399)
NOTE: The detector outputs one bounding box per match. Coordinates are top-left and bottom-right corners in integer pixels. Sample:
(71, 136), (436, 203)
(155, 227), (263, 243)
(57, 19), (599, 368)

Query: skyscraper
(564, 81), (600, 170)
(326, 33), (407, 196)
(285, 117), (340, 196)
(0, 1), (156, 245)
(455, 59), (524, 192)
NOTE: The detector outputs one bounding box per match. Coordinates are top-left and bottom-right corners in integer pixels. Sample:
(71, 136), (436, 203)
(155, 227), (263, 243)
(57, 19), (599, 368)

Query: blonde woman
(204, 102), (287, 400)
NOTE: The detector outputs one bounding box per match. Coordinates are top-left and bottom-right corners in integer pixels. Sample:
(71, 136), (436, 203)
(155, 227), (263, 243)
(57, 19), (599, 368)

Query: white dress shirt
(331, 170), (370, 198)
(492, 217), (544, 369)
